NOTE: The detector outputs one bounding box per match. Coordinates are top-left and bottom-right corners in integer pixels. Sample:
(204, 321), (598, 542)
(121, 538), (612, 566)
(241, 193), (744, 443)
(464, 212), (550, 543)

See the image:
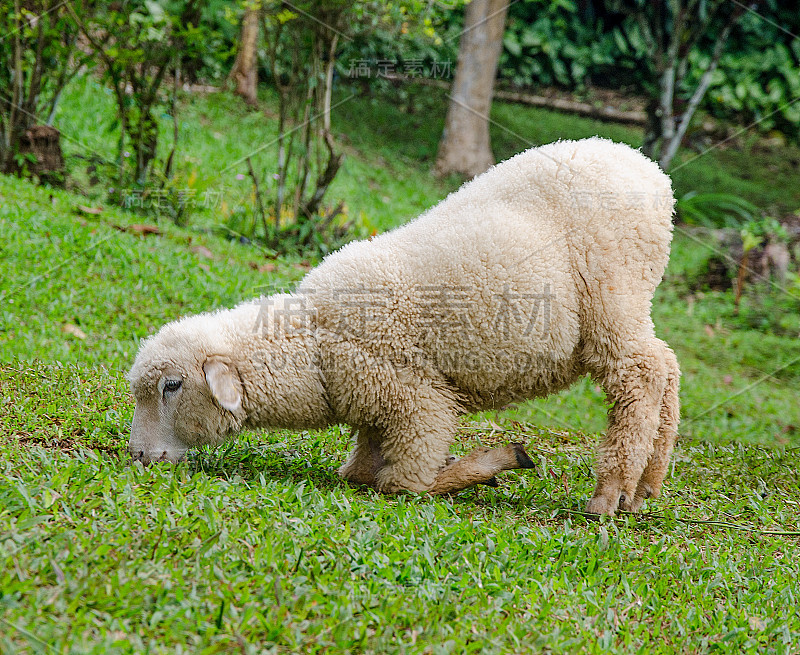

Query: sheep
(128, 137), (680, 515)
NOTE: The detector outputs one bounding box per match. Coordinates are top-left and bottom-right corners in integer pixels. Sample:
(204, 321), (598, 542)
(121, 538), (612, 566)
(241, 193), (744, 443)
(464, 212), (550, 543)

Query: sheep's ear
(203, 356), (243, 412)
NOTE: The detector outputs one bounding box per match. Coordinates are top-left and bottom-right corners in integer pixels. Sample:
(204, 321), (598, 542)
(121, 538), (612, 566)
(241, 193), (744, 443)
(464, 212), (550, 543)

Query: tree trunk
(4, 125), (64, 183)
(434, 0), (509, 179)
(230, 6), (260, 107)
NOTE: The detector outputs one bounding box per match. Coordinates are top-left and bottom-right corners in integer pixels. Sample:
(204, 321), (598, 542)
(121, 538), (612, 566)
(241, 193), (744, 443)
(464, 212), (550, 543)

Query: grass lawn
(1, 79), (799, 653)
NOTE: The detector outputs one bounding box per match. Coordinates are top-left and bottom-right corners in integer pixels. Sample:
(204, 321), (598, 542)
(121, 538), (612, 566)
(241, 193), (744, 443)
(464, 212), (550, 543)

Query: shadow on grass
(16, 435), (126, 457)
(182, 440), (570, 508)
(186, 441), (350, 493)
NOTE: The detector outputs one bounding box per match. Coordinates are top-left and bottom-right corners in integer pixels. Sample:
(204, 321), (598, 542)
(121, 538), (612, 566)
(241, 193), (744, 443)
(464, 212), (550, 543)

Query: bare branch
(661, 6), (744, 168)
(246, 155), (269, 238)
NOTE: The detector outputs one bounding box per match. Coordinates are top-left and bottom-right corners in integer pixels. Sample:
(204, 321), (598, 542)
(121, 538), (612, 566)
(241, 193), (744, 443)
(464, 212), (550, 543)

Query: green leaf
(504, 32), (522, 57)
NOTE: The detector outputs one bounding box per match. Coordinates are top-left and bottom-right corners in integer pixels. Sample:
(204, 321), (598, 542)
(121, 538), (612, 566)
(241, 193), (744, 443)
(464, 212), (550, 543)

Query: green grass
(2, 78), (800, 652)
(2, 361), (799, 653)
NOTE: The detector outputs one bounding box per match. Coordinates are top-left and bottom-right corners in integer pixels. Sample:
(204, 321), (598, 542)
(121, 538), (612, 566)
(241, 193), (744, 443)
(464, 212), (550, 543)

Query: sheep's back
(302, 138), (673, 405)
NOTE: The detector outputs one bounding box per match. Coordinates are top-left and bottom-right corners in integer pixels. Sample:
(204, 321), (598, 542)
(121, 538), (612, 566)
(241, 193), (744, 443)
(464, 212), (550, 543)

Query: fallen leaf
(293, 262), (311, 272)
(62, 323), (87, 340)
(77, 205), (103, 215)
(259, 263), (277, 273)
(191, 245), (214, 259)
(198, 263), (210, 272)
(704, 324), (714, 338)
(128, 224), (160, 235)
(248, 261), (259, 270)
(722, 375), (733, 386)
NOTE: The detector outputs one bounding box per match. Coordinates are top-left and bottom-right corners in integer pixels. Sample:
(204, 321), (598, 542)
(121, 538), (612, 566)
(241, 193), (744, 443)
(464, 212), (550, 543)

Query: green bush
(676, 192), (761, 229)
(697, 42), (800, 137)
(499, 0), (622, 89)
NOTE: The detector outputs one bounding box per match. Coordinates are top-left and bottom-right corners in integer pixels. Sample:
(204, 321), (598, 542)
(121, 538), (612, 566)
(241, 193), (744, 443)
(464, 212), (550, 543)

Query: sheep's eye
(163, 379), (182, 395)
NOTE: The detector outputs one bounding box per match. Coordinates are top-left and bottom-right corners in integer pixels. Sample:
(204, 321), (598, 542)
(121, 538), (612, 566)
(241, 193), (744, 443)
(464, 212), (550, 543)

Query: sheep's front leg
(429, 443), (535, 494)
(374, 410), (457, 493)
(322, 338), (461, 494)
(586, 345), (667, 515)
(338, 427), (385, 487)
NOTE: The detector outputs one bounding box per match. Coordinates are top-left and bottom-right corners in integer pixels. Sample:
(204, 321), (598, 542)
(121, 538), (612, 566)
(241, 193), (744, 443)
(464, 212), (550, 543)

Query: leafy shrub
(72, 0), (216, 186)
(697, 42), (800, 137)
(676, 192), (761, 229)
(689, 2), (800, 137)
(0, 1), (93, 178)
(335, 1), (459, 101)
(499, 0), (622, 89)
(224, 200), (367, 257)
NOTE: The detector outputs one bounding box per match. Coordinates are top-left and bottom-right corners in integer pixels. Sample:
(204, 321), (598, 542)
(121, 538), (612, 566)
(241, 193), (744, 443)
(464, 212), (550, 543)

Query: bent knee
(375, 464), (434, 494)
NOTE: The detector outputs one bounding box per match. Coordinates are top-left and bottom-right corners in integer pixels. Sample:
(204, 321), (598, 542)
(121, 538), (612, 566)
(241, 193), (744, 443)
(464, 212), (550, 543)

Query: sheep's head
(127, 317), (245, 465)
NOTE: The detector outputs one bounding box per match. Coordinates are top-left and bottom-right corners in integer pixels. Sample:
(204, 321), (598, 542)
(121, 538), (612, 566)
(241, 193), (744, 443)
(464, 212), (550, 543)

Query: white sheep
(128, 137), (680, 515)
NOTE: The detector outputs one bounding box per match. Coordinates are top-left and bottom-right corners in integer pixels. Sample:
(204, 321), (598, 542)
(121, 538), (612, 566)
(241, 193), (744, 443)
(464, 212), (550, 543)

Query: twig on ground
(557, 508), (800, 536)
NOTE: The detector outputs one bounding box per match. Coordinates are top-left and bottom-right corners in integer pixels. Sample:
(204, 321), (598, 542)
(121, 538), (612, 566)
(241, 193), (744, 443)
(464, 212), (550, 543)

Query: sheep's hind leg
(370, 407), (535, 495)
(586, 342), (667, 515)
(441, 455), (499, 488)
(338, 427), (385, 487)
(630, 341), (680, 511)
(429, 443), (535, 494)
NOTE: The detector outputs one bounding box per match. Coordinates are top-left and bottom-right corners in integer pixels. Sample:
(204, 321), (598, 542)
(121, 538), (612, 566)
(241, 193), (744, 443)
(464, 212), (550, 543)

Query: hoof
(618, 492), (636, 512)
(630, 482), (659, 513)
(585, 495), (617, 516)
(629, 495), (645, 513)
(512, 443), (535, 469)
